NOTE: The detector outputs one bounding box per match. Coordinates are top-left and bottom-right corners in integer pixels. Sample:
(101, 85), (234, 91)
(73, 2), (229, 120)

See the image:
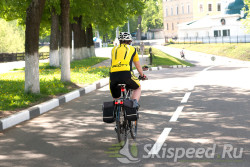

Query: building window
(182, 5), (184, 14)
(171, 7), (173, 15)
(200, 4), (203, 12)
(167, 23), (168, 30)
(217, 3), (221, 11)
(172, 23), (174, 30)
(187, 5), (190, 14)
(166, 8), (168, 16)
(176, 6), (179, 15)
(208, 4), (212, 11)
(221, 18), (226, 25)
(214, 30), (221, 37)
(223, 29), (230, 36)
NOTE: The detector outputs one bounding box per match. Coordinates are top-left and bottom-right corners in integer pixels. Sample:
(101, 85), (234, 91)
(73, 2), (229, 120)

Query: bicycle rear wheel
(130, 120), (138, 139)
(116, 107), (127, 147)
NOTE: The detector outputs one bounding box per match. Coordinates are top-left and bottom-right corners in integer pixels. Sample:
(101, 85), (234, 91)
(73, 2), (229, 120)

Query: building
(178, 14), (250, 43)
(162, 0), (193, 39)
(193, 0), (223, 20)
(163, 0), (248, 42)
(146, 29), (165, 39)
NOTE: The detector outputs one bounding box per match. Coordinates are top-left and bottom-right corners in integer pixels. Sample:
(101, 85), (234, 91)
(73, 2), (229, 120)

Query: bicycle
(114, 84), (138, 147)
(115, 75), (147, 147)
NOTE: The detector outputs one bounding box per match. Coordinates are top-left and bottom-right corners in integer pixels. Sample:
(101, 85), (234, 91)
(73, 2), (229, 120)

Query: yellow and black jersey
(110, 44), (139, 73)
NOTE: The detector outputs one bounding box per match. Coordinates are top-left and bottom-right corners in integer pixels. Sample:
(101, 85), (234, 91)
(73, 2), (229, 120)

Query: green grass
(39, 46), (50, 52)
(108, 44), (114, 47)
(168, 43), (250, 61)
(0, 57), (109, 111)
(150, 47), (194, 67)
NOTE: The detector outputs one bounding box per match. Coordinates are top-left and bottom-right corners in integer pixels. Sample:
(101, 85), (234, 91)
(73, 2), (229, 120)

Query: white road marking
(148, 66), (215, 156)
(181, 92), (191, 103)
(202, 66), (214, 72)
(148, 128), (172, 155)
(169, 106), (185, 122)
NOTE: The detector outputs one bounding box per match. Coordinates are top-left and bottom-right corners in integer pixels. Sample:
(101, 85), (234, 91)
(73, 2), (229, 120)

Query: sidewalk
(0, 59), (49, 74)
(154, 45), (250, 67)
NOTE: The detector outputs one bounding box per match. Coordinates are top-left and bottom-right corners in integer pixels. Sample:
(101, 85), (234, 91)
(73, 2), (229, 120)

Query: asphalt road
(0, 47), (250, 167)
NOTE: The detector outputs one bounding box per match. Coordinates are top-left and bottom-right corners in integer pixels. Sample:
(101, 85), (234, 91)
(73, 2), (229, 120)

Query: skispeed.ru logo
(106, 142), (244, 164)
(106, 139), (140, 164)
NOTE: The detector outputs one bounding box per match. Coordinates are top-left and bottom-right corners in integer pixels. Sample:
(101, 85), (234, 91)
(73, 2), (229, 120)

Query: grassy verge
(168, 43), (250, 61)
(0, 57), (109, 112)
(138, 47), (194, 67)
(39, 46), (50, 52)
(151, 48), (194, 66)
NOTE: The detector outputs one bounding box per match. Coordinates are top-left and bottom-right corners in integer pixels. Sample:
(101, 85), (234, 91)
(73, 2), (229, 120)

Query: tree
(49, 7), (60, 67)
(141, 0), (163, 32)
(136, 15), (142, 40)
(0, 19), (25, 53)
(91, 0), (145, 41)
(25, 0), (46, 93)
(243, 0), (250, 32)
(60, 0), (71, 82)
(72, 17), (82, 60)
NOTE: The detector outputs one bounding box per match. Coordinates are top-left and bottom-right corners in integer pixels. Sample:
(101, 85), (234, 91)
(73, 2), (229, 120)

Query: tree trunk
(136, 15), (142, 40)
(72, 17), (82, 60)
(86, 24), (96, 57)
(60, 0), (70, 82)
(70, 24), (73, 62)
(49, 7), (60, 67)
(86, 24), (92, 58)
(80, 26), (88, 59)
(25, 0), (46, 93)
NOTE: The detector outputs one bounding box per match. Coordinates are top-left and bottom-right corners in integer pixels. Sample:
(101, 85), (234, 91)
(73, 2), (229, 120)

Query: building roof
(178, 14), (241, 30)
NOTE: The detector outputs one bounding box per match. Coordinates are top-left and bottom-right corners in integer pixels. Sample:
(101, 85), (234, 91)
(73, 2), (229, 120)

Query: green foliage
(119, 16), (139, 34)
(243, 0), (250, 32)
(141, 0), (163, 32)
(0, 57), (109, 111)
(0, 19), (25, 53)
(91, 0), (145, 39)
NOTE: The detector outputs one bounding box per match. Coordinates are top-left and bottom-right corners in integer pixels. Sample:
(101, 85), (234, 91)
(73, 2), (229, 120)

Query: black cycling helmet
(118, 32), (132, 41)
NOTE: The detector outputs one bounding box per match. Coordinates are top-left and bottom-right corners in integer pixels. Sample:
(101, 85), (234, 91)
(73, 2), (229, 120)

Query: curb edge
(0, 65), (190, 132)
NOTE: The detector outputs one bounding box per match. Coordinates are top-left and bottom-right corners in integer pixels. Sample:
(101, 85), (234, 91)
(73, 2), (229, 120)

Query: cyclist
(109, 32), (147, 105)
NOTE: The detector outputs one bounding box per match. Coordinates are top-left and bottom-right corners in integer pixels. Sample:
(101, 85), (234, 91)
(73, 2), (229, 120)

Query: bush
(0, 19), (25, 53)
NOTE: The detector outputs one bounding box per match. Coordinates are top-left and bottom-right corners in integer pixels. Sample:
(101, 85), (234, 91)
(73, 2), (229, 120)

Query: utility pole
(128, 20), (130, 33)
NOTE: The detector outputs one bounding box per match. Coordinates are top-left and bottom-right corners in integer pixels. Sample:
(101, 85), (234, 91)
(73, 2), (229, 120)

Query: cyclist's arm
(133, 61), (144, 77)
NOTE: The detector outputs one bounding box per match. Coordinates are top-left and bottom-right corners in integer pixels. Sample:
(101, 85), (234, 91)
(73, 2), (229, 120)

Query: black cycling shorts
(109, 71), (140, 98)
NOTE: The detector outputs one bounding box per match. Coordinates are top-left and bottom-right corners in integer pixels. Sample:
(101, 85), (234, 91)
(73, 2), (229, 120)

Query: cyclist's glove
(138, 74), (148, 80)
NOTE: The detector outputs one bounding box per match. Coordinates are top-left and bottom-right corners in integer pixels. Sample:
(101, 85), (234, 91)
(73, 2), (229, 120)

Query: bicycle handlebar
(138, 74), (148, 80)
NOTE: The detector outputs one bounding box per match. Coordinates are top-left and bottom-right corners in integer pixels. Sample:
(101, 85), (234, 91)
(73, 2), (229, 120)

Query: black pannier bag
(123, 99), (139, 121)
(102, 101), (115, 123)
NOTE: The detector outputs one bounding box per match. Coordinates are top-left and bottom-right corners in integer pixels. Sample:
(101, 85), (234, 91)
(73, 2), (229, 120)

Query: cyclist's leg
(126, 72), (141, 102)
(109, 73), (122, 99)
(132, 86), (141, 102)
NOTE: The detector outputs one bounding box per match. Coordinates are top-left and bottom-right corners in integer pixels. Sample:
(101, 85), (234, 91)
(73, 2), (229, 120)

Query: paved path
(0, 46), (250, 166)
(0, 59), (49, 74)
(154, 45), (250, 67)
(0, 64), (249, 166)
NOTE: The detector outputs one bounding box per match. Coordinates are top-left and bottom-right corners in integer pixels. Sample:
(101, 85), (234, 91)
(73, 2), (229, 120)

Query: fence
(165, 35), (250, 44)
(0, 52), (49, 62)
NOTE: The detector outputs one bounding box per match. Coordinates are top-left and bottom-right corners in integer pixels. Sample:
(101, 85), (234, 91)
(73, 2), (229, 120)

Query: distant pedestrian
(180, 48), (185, 59)
(140, 42), (145, 58)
